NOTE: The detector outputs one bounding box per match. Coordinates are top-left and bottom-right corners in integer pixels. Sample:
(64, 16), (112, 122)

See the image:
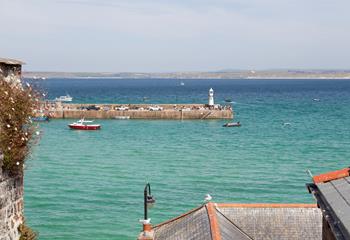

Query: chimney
(137, 222), (154, 240)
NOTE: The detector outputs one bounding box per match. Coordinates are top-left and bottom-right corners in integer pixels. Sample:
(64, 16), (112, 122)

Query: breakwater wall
(0, 163), (23, 240)
(44, 103), (233, 120)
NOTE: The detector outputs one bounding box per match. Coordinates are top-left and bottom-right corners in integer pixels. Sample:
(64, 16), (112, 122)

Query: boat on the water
(54, 94), (73, 102)
(68, 119), (101, 130)
(224, 98), (233, 103)
(32, 116), (50, 122)
(223, 122), (241, 127)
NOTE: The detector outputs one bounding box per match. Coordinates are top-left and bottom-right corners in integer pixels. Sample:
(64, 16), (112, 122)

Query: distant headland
(23, 69), (350, 79)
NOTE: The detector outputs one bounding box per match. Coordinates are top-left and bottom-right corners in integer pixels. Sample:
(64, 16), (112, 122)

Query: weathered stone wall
(0, 158), (24, 240)
(0, 60), (25, 240)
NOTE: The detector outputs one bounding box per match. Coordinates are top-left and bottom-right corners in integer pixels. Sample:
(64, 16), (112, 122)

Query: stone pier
(41, 103), (234, 120)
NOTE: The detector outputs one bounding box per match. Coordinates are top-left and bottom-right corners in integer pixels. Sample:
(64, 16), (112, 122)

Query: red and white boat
(68, 119), (101, 130)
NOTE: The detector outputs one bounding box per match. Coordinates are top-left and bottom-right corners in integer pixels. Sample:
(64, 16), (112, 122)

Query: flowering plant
(0, 77), (40, 176)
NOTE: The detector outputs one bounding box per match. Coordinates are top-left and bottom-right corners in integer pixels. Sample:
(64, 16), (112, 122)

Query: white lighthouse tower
(208, 88), (214, 106)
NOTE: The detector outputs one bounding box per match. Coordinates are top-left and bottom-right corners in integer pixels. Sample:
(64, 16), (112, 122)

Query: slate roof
(154, 206), (212, 240)
(0, 58), (24, 65)
(308, 167), (350, 240)
(215, 208), (253, 240)
(218, 204), (322, 240)
(152, 203), (322, 240)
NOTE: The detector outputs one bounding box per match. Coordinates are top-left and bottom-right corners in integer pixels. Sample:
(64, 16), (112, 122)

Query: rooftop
(0, 58), (24, 65)
(145, 203), (322, 240)
(308, 167), (350, 240)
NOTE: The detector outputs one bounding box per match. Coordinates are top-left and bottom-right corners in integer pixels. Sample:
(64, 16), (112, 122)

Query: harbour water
(25, 79), (350, 239)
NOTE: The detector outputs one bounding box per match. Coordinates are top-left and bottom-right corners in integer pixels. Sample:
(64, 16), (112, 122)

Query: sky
(1, 0), (350, 72)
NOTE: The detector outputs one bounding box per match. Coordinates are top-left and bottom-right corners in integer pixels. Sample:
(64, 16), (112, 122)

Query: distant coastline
(23, 70), (350, 80)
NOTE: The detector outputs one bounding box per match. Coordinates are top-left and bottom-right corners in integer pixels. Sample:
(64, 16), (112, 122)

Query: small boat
(180, 81), (185, 86)
(32, 116), (49, 122)
(54, 94), (73, 102)
(224, 98), (233, 103)
(68, 119), (101, 130)
(223, 122), (241, 127)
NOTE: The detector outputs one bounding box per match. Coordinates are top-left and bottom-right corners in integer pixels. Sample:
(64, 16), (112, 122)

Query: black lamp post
(144, 183), (155, 220)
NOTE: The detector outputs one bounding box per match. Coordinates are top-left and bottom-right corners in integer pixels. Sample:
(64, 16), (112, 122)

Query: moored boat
(223, 122), (241, 127)
(68, 119), (101, 130)
(32, 116), (50, 122)
(54, 94), (73, 102)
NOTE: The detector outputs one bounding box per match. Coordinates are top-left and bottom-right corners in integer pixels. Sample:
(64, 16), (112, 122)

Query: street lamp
(144, 183), (155, 220)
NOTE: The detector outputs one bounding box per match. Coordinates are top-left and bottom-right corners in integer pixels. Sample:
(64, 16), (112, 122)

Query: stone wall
(50, 109), (233, 120)
(0, 155), (24, 240)
(0, 59), (25, 240)
(40, 103), (233, 120)
(44, 104), (233, 120)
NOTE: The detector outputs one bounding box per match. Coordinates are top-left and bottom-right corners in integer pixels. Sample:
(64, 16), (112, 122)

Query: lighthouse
(208, 88), (214, 106)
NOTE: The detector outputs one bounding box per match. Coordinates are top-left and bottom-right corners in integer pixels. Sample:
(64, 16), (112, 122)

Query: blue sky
(1, 0), (350, 72)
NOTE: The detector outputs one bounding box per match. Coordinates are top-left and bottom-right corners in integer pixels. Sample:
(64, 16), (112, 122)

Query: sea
(24, 78), (350, 239)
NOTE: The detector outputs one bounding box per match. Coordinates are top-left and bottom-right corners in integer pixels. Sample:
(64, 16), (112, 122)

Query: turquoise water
(25, 79), (350, 239)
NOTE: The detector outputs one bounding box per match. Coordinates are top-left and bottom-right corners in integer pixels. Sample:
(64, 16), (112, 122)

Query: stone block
(0, 174), (23, 240)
